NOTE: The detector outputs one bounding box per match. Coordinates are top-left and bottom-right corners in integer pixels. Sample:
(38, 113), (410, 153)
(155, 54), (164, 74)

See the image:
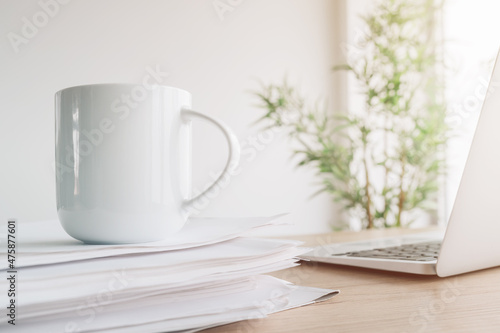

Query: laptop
(302, 50), (500, 277)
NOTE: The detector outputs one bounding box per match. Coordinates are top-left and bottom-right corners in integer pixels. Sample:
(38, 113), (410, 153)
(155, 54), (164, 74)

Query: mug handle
(181, 108), (241, 208)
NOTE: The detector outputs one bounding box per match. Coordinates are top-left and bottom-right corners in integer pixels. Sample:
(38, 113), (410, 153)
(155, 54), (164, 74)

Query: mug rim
(55, 83), (190, 96)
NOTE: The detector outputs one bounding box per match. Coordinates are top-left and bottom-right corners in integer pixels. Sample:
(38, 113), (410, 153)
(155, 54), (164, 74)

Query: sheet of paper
(184, 285), (340, 333)
(6, 275), (290, 332)
(93, 283), (340, 333)
(18, 238), (303, 281)
(7, 238), (307, 315)
(5, 276), (339, 333)
(14, 259), (300, 322)
(0, 215), (339, 333)
(0, 214), (288, 269)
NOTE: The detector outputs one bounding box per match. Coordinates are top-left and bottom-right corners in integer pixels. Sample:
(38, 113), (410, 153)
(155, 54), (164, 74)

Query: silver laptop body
(302, 50), (500, 277)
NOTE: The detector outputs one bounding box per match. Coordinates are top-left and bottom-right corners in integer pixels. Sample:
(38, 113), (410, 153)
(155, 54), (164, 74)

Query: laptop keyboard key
(333, 240), (441, 262)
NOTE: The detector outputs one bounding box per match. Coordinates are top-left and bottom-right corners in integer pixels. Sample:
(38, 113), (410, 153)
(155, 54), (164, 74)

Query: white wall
(0, 0), (342, 235)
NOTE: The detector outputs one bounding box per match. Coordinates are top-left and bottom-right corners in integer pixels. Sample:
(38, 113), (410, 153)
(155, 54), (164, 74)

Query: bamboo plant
(254, 0), (447, 229)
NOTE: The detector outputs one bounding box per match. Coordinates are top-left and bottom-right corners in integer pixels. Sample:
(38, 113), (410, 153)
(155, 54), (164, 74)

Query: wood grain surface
(203, 228), (500, 332)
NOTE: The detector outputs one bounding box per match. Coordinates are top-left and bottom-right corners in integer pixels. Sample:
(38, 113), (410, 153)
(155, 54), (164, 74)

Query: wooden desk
(204, 228), (500, 332)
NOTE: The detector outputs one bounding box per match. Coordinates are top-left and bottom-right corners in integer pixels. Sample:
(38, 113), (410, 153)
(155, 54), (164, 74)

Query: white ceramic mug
(55, 84), (240, 244)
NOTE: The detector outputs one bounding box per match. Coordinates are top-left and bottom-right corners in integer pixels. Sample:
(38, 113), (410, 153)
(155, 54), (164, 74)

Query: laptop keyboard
(332, 240), (441, 262)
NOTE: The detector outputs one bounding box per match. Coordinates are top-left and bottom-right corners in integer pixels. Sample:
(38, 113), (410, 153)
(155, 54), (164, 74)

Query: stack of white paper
(0, 216), (338, 332)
